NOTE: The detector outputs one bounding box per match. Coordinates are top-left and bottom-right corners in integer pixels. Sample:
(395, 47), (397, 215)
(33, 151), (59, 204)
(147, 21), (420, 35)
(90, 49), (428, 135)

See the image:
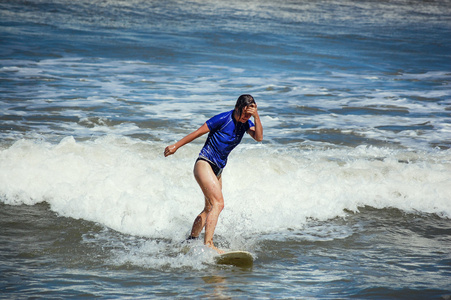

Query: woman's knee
(205, 195), (224, 211)
(203, 199), (223, 214)
(212, 197), (224, 211)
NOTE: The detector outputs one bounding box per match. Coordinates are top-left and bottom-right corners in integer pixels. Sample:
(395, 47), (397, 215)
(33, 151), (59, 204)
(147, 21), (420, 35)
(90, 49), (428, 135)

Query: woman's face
(237, 106), (252, 123)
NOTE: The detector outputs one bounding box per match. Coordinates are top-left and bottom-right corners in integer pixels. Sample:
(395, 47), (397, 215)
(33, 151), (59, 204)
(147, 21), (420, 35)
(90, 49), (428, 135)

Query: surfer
(164, 94), (263, 254)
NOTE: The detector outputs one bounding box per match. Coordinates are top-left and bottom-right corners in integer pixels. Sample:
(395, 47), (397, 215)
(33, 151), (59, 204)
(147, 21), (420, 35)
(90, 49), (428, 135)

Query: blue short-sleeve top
(199, 110), (255, 169)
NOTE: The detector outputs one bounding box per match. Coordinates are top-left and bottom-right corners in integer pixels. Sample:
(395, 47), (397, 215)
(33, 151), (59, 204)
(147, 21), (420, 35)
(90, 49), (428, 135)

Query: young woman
(164, 94), (263, 253)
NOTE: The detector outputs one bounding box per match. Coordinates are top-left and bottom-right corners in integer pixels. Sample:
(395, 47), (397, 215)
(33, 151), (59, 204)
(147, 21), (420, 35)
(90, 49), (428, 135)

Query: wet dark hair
(235, 94), (256, 118)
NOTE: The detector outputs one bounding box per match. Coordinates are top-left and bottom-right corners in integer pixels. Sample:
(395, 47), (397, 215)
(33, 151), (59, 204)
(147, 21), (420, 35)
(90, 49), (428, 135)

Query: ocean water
(1, 0), (451, 298)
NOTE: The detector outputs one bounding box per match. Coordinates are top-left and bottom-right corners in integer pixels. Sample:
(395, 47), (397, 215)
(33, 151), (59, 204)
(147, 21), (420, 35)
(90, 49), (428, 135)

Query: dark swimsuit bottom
(196, 156), (223, 177)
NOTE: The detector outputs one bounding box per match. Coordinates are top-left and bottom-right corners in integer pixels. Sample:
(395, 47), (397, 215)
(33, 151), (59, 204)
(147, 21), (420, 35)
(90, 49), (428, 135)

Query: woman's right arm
(164, 123), (210, 157)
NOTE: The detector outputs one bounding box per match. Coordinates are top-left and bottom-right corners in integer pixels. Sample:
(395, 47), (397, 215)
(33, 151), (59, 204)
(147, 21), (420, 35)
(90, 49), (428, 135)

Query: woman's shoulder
(209, 110), (233, 123)
(206, 110), (233, 129)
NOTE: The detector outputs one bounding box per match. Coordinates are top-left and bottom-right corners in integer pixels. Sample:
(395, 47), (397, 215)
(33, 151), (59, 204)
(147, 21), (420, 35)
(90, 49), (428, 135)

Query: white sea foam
(1, 136), (450, 248)
(2, 54), (450, 149)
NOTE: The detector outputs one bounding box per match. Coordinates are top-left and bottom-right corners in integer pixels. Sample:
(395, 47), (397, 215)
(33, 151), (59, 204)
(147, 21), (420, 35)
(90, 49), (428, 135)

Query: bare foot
(206, 241), (225, 254)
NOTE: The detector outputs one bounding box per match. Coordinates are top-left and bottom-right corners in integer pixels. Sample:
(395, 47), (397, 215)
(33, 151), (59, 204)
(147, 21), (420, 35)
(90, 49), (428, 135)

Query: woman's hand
(246, 103), (263, 142)
(164, 144), (177, 157)
(245, 103), (259, 117)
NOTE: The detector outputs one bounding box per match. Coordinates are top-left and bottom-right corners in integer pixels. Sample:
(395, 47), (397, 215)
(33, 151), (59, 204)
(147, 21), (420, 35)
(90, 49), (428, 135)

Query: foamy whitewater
(1, 0), (450, 298)
(1, 137), (450, 238)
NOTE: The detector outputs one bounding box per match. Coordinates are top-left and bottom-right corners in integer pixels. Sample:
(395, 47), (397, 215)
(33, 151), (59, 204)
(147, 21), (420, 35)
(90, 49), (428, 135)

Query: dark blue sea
(1, 0), (450, 298)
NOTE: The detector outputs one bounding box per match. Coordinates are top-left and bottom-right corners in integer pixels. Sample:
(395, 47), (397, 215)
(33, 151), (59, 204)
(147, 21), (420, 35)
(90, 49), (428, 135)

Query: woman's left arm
(164, 123), (210, 157)
(247, 104), (263, 142)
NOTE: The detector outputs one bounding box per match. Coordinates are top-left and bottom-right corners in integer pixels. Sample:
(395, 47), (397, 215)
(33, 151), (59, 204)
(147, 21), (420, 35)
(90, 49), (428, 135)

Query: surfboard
(214, 251), (254, 267)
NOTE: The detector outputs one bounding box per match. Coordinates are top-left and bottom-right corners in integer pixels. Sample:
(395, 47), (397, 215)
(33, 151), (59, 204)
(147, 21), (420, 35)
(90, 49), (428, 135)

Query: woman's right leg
(189, 196), (211, 238)
(192, 160), (224, 253)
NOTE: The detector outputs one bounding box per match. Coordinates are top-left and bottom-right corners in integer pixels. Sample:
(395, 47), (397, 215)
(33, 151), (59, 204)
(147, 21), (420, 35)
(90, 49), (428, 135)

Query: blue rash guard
(199, 110), (255, 169)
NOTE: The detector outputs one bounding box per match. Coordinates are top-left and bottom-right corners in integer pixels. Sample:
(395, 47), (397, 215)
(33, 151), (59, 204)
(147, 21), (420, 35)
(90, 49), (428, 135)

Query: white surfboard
(214, 251), (254, 267)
